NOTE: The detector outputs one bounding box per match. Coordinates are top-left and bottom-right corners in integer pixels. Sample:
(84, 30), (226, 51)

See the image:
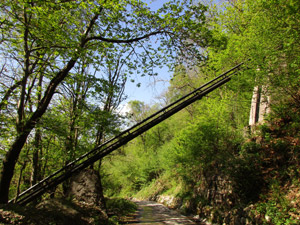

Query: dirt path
(125, 200), (197, 225)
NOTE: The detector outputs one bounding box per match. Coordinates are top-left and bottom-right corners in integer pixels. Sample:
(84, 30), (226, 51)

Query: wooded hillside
(1, 0), (300, 224)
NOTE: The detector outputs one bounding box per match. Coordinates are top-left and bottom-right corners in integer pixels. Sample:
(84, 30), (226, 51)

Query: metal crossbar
(11, 62), (244, 205)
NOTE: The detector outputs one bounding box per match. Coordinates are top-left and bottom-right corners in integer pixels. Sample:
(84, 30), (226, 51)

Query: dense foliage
(1, 0), (300, 224)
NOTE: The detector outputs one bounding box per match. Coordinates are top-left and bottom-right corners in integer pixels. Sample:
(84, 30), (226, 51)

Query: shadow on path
(124, 200), (196, 225)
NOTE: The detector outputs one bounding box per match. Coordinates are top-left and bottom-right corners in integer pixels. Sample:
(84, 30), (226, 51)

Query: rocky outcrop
(67, 168), (106, 208)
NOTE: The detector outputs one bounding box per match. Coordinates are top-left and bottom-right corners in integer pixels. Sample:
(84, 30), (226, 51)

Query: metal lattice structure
(11, 62), (244, 205)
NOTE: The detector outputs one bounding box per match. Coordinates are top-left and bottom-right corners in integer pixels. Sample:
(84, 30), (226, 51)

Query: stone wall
(156, 171), (256, 224)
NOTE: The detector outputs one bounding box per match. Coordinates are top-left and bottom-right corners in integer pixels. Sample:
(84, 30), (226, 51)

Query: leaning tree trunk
(0, 59), (77, 203)
(0, 130), (32, 203)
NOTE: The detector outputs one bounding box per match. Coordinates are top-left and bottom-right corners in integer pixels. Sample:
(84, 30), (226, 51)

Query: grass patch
(106, 198), (138, 223)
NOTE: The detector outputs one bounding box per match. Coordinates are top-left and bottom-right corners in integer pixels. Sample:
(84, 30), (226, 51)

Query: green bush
(229, 142), (265, 204)
(106, 198), (137, 216)
(255, 182), (298, 225)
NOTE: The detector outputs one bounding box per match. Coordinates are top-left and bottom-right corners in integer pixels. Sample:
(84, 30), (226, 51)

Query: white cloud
(118, 102), (131, 116)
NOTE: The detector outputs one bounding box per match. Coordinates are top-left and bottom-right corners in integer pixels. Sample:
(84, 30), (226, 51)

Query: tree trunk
(14, 146), (30, 203)
(0, 130), (31, 203)
(97, 161), (106, 211)
(0, 59), (77, 203)
(15, 162), (27, 203)
(31, 73), (43, 186)
(31, 128), (42, 186)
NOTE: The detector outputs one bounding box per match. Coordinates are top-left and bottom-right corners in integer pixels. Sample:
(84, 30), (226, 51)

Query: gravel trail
(125, 200), (197, 225)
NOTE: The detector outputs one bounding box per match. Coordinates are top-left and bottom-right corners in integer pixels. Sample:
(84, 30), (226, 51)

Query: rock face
(157, 172), (251, 224)
(67, 168), (105, 208)
(157, 195), (182, 209)
(192, 173), (238, 224)
(187, 171), (257, 224)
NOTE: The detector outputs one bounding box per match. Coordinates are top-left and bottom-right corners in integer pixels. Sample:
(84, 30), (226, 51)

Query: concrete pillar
(249, 86), (270, 126)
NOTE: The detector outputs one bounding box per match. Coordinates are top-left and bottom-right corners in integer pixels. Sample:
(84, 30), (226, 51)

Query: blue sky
(122, 0), (224, 109)
(124, 66), (170, 104)
(123, 0), (173, 105)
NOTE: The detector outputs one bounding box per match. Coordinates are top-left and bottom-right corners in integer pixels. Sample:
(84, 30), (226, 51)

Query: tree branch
(85, 30), (165, 44)
(0, 80), (22, 112)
